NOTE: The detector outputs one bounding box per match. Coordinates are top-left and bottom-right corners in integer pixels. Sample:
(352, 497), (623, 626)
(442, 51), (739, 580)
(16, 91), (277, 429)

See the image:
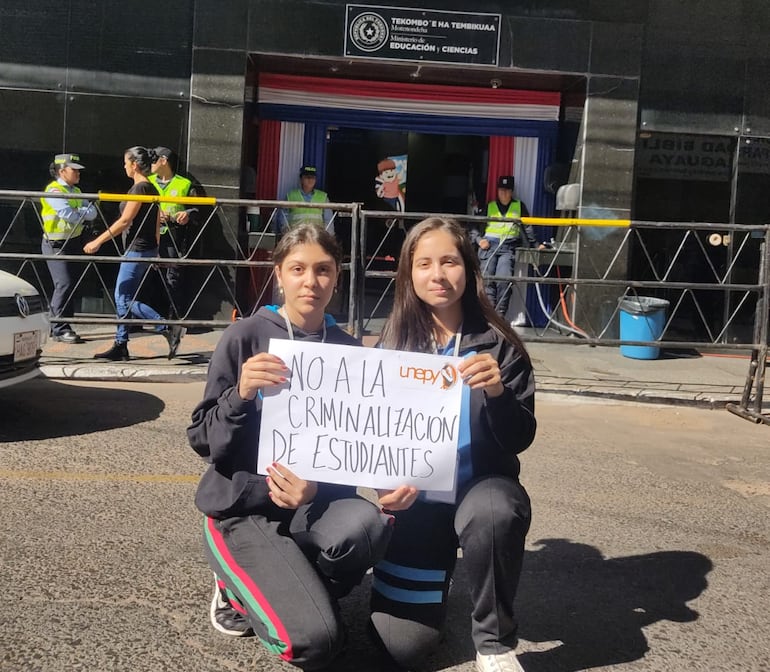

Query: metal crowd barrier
(355, 209), (770, 425)
(0, 189), (360, 330)
(0, 189), (767, 423)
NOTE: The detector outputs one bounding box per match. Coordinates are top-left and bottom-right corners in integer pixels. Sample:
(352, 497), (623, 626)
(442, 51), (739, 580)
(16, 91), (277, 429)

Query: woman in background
(84, 146), (184, 361)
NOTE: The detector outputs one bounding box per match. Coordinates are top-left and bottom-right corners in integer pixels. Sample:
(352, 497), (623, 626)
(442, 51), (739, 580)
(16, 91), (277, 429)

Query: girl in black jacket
(187, 225), (392, 670)
(372, 217), (536, 672)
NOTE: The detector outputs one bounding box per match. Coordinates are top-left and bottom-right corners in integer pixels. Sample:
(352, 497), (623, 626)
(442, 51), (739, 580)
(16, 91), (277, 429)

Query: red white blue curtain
(256, 73), (559, 215)
(277, 122), (304, 201)
(256, 74), (560, 326)
(486, 136), (516, 203)
(256, 119), (280, 200)
(259, 74), (559, 128)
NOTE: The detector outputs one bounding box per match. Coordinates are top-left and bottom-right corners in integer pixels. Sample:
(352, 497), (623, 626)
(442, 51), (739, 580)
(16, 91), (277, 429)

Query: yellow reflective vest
(286, 188), (327, 228)
(149, 173), (193, 234)
(40, 180), (85, 240)
(485, 200), (523, 239)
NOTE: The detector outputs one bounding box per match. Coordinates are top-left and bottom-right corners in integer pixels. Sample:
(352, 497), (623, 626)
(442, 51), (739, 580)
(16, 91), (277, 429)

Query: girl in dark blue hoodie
(372, 217), (536, 672)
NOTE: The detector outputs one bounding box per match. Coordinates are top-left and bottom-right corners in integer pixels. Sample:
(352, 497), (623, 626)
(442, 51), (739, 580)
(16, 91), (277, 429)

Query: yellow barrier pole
(97, 192), (217, 206)
(521, 217), (631, 228)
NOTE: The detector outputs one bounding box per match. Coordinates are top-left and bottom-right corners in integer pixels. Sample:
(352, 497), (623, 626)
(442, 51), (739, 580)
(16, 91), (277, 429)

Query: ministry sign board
(345, 4), (501, 66)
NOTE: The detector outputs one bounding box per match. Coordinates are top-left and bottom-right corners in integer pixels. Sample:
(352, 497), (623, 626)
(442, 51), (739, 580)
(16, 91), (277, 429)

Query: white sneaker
(476, 650), (525, 672)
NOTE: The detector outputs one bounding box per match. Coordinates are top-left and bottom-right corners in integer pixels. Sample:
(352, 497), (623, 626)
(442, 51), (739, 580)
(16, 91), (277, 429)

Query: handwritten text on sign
(258, 340), (463, 491)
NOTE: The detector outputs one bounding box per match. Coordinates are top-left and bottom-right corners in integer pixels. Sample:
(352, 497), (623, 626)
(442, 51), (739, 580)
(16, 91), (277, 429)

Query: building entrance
(245, 56), (580, 318)
(325, 128), (487, 257)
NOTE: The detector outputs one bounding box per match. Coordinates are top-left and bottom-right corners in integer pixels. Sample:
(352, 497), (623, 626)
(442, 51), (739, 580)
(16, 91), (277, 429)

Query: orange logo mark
(398, 363), (458, 390)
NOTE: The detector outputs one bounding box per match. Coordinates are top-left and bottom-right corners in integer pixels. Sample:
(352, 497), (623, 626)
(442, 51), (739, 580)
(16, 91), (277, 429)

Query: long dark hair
(273, 224), (343, 271)
(379, 217), (529, 359)
(124, 146), (153, 176)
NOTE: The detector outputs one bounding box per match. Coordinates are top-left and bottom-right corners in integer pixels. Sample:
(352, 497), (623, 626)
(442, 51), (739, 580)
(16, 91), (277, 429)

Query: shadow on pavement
(332, 538), (713, 671)
(515, 538), (713, 672)
(329, 538), (712, 672)
(0, 378), (165, 441)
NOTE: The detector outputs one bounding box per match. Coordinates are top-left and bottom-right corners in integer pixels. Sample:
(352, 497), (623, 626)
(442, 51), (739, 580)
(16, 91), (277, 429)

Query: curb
(38, 363), (738, 408)
(40, 364), (209, 383)
(536, 386), (735, 409)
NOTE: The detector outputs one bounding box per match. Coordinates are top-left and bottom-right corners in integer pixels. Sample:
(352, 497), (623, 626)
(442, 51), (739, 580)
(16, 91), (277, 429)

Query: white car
(0, 270), (49, 388)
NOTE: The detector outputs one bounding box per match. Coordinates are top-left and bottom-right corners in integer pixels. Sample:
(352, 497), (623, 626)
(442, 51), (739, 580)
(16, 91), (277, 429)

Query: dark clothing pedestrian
(86, 147), (184, 361)
(149, 164), (196, 318)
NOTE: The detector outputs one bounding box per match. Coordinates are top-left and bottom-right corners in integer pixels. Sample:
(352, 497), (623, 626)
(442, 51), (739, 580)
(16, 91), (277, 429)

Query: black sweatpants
(159, 226), (188, 318)
(370, 475), (531, 669)
(203, 496), (393, 670)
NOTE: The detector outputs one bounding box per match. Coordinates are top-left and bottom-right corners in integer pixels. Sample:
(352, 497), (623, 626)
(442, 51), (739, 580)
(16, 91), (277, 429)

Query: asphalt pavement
(4, 380), (769, 672)
(8, 331), (770, 671)
(39, 324), (754, 408)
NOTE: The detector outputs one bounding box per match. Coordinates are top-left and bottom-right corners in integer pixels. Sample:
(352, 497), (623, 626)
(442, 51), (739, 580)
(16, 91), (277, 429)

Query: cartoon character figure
(375, 158), (406, 212)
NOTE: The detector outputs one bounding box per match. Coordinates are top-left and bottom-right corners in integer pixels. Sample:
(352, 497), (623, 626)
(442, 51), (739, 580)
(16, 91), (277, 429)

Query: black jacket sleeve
(482, 339), (537, 455)
(187, 327), (261, 464)
(187, 325), (275, 516)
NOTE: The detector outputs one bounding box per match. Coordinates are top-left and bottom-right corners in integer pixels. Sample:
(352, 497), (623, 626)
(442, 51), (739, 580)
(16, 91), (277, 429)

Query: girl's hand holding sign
(457, 353), (504, 397)
(266, 463), (318, 509)
(238, 352), (289, 401)
(376, 485), (419, 512)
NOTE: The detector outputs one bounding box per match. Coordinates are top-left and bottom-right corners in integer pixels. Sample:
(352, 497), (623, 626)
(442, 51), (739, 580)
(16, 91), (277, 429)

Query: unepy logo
(399, 362), (458, 390)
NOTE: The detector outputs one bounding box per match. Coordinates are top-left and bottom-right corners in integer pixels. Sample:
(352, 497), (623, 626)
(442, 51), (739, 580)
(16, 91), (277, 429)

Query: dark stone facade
(1, 0), (768, 324)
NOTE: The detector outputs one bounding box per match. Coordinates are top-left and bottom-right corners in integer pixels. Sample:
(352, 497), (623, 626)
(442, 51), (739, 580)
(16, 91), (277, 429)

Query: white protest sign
(257, 339), (463, 491)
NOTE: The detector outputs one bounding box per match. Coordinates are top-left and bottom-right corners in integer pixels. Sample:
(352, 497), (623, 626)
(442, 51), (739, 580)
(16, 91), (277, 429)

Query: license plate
(14, 331), (39, 362)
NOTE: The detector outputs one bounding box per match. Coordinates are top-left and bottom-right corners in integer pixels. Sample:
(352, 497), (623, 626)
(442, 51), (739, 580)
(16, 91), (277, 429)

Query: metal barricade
(0, 189), (360, 332)
(354, 210), (770, 423)
(0, 188), (767, 422)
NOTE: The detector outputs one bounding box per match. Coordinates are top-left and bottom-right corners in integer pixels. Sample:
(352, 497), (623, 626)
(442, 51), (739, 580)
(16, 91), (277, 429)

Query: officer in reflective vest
(476, 175), (540, 320)
(40, 153), (98, 343)
(279, 165), (334, 236)
(149, 147), (195, 318)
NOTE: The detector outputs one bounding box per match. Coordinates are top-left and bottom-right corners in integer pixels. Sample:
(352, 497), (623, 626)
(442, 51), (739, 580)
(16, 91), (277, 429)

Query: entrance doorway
(325, 128), (488, 258)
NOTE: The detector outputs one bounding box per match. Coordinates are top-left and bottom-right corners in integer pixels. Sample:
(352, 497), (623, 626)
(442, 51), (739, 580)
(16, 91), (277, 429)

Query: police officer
(149, 147), (195, 319)
(279, 166), (334, 236)
(40, 153), (98, 343)
(476, 175), (541, 320)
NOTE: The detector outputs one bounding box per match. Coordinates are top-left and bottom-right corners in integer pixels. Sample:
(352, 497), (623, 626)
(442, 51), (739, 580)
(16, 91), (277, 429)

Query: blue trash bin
(618, 296), (670, 360)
